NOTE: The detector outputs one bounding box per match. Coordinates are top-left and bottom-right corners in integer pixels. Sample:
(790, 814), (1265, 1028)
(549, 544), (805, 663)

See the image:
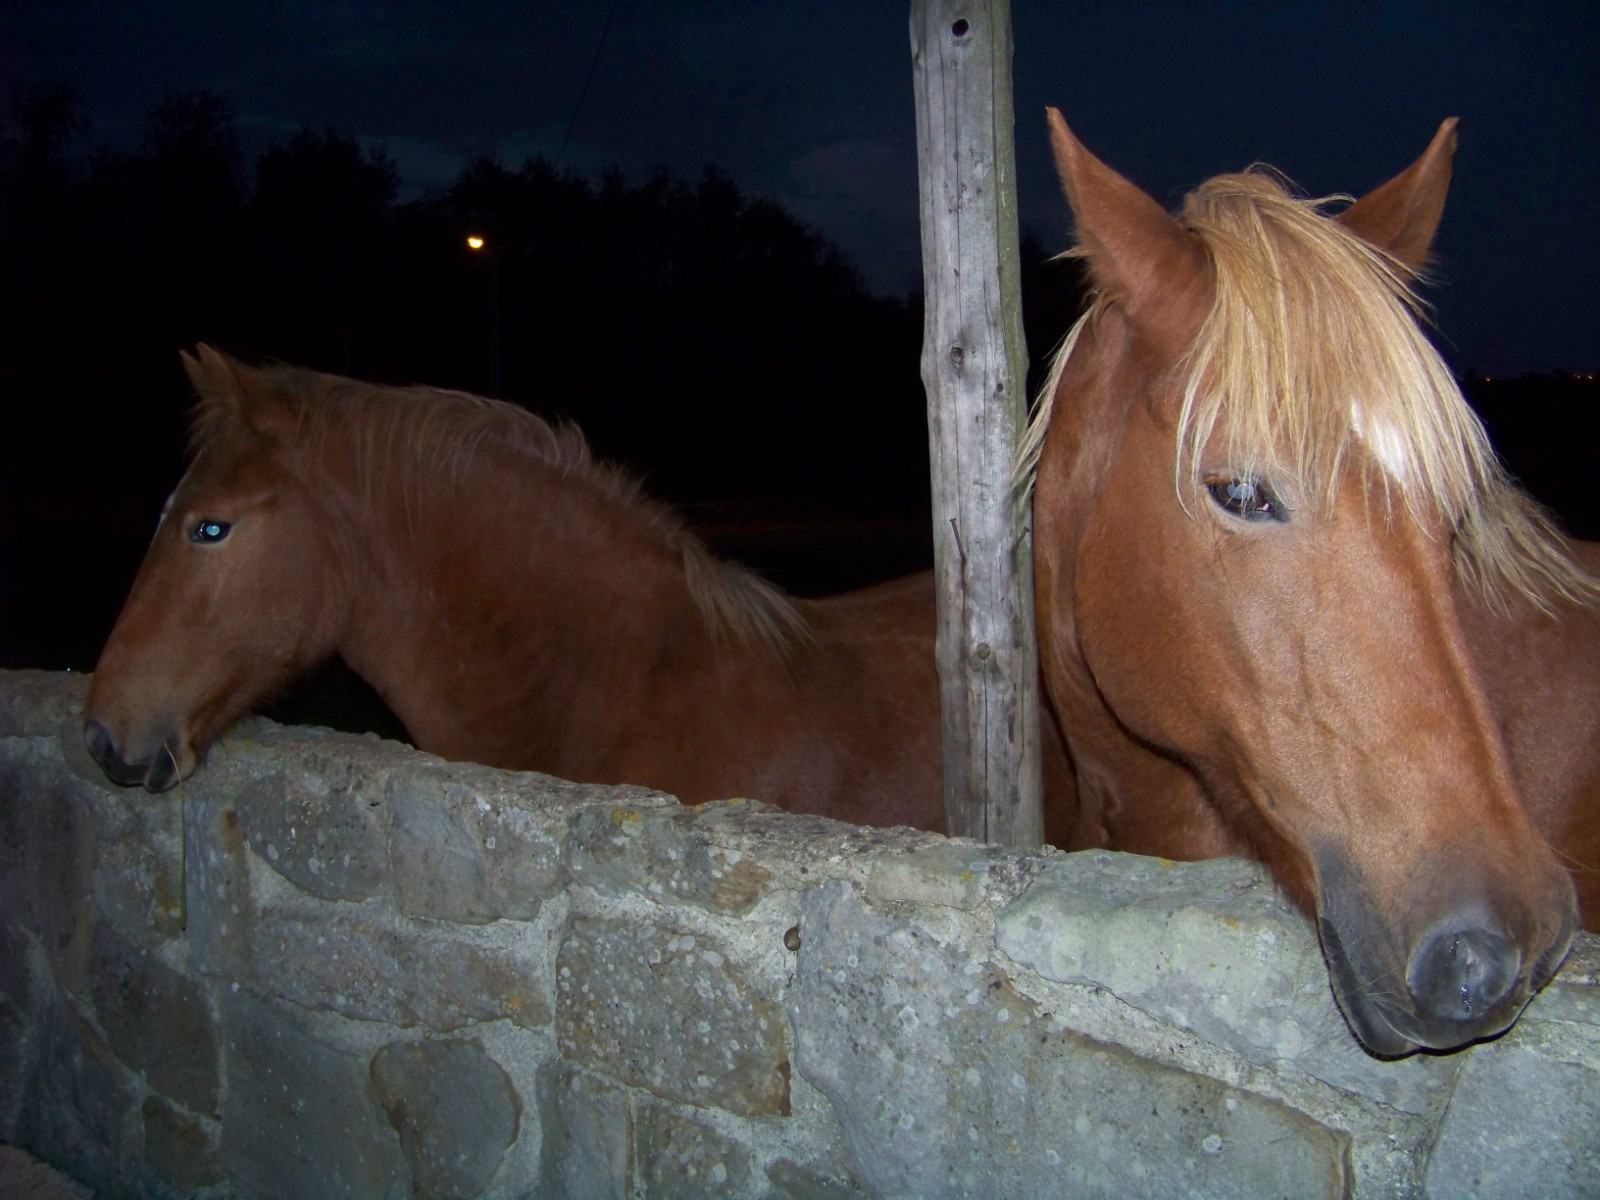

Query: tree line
(1, 86), (944, 504)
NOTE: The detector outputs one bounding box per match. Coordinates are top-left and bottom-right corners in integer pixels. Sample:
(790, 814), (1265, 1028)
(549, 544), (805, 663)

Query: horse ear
(1046, 108), (1207, 316)
(1336, 118), (1458, 273)
(182, 343), (249, 402)
(181, 344), (286, 439)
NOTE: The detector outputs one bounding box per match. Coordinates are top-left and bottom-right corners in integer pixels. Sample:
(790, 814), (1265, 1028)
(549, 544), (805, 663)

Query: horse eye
(1205, 476), (1284, 523)
(189, 519), (232, 544)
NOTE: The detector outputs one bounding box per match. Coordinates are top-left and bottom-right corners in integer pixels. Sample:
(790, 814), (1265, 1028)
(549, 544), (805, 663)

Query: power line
(555, 0), (620, 169)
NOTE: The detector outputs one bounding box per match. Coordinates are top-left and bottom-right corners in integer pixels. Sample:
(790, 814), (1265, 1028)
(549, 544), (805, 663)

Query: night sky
(6, 0), (1596, 374)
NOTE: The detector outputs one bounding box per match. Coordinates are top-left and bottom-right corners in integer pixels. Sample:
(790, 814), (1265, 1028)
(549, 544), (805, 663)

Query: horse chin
(1316, 915), (1423, 1057)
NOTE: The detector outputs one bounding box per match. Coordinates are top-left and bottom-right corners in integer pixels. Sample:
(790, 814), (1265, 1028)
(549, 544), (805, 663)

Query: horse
(1025, 110), (1600, 1056)
(84, 345), (1076, 830)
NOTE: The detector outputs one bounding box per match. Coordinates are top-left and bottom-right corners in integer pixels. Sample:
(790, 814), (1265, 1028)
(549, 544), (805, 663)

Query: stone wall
(1, 668), (1597, 1199)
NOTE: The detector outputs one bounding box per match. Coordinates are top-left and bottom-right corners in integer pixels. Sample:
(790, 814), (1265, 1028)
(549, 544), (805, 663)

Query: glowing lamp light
(466, 234), (487, 251)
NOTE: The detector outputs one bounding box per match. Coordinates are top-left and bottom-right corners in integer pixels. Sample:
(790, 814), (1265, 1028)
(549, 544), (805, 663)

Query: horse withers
(83, 347), (1071, 833)
(1026, 111), (1597, 1055)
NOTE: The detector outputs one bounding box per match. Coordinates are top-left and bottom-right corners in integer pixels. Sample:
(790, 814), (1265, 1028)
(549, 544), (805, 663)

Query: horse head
(1031, 112), (1580, 1054)
(84, 346), (354, 790)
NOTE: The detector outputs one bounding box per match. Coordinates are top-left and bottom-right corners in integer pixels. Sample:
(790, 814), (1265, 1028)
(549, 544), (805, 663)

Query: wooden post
(910, 0), (1043, 846)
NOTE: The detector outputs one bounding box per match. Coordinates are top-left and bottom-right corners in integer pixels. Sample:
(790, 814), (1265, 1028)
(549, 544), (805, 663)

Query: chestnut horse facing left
(86, 347), (1071, 830)
(1027, 111), (1599, 1056)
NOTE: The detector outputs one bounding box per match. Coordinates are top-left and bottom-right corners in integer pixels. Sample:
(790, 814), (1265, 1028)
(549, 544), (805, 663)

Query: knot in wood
(948, 343), (965, 370)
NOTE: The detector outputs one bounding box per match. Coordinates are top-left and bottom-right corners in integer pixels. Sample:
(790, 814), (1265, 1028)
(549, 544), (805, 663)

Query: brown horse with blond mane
(1026, 110), (1600, 1055)
(85, 346), (1074, 828)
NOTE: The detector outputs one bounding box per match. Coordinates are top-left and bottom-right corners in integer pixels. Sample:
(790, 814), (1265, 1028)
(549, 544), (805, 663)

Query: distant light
(466, 234), (486, 251)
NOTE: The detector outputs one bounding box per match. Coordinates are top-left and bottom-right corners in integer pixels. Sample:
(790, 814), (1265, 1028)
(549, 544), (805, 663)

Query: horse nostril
(1407, 923), (1521, 1024)
(144, 744), (182, 793)
(84, 717), (115, 766)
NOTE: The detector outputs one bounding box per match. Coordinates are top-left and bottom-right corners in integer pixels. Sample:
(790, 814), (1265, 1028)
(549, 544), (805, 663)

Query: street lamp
(465, 233), (501, 397)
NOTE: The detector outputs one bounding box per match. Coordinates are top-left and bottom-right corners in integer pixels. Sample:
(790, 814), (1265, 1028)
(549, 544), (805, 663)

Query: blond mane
(190, 363), (809, 652)
(1023, 168), (1597, 614)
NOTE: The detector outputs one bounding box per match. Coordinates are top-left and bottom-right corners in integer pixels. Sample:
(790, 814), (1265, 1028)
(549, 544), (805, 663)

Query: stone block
(866, 841), (1038, 912)
(370, 1036), (522, 1200)
(568, 803), (776, 917)
(636, 1101), (752, 1198)
(764, 1158), (872, 1200)
(0, 670), (109, 794)
(996, 851), (1459, 1112)
(0, 1146), (93, 1200)
(557, 916), (789, 1117)
(0, 668), (86, 738)
(0, 919), (32, 1010)
(0, 988), (29, 1143)
(389, 768), (567, 923)
(0, 759), (99, 996)
(1424, 1013), (1600, 1198)
(537, 1061), (633, 1200)
(793, 881), (1348, 1199)
(89, 922), (220, 1116)
(15, 991), (138, 1199)
(233, 756), (391, 902)
(142, 1094), (223, 1192)
(90, 822), (186, 941)
(181, 792), (254, 976)
(219, 989), (410, 1200)
(1524, 932), (1600, 1025)
(249, 906), (550, 1030)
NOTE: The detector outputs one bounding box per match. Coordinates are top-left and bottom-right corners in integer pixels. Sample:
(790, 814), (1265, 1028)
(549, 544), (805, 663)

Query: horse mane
(1022, 168), (1597, 615)
(188, 362), (809, 654)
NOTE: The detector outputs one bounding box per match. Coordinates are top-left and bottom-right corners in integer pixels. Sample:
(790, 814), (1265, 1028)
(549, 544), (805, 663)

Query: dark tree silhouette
(248, 127), (401, 372)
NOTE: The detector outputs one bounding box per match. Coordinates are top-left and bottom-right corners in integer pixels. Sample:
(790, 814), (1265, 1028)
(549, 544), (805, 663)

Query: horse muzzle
(1318, 883), (1576, 1056)
(83, 717), (189, 793)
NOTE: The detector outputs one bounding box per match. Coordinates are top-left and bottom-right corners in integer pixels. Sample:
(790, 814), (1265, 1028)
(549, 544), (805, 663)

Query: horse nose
(1406, 920), (1521, 1025)
(83, 716), (165, 790)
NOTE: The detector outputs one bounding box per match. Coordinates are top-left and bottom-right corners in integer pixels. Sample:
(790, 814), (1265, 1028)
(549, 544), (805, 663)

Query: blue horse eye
(190, 519), (232, 544)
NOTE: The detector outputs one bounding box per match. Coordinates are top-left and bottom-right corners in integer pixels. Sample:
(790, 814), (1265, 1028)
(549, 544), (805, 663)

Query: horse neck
(336, 443), (728, 762)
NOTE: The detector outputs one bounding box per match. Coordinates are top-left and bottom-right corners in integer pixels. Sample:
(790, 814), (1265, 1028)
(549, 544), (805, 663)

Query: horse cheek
(1072, 489), (1220, 755)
